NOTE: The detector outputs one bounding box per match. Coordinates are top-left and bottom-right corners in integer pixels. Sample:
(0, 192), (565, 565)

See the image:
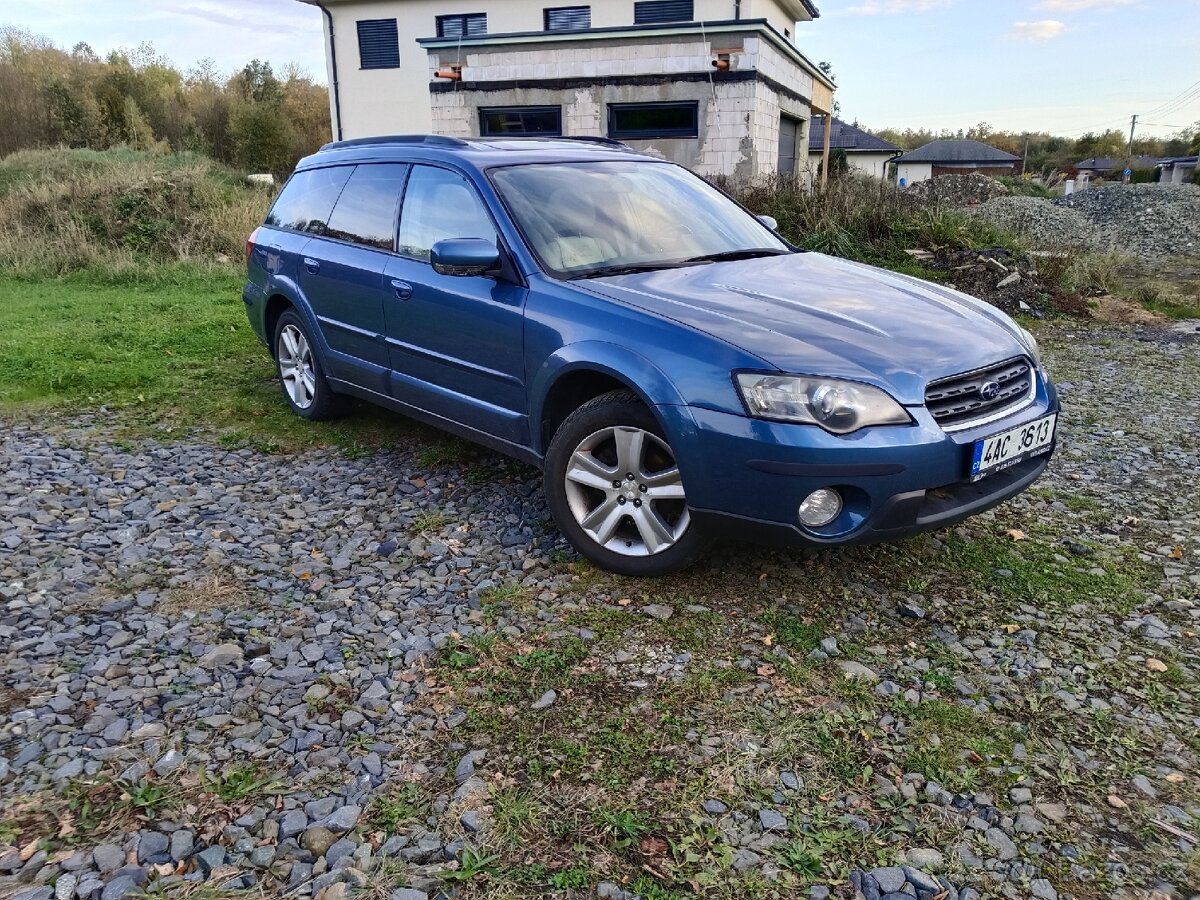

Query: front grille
(925, 357), (1035, 430)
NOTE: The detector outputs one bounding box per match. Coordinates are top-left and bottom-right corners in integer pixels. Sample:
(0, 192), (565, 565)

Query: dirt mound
(902, 173), (1010, 208)
(927, 247), (1089, 318)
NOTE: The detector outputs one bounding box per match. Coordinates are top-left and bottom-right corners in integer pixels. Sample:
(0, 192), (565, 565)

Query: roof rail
(556, 136), (633, 150)
(319, 134), (471, 152)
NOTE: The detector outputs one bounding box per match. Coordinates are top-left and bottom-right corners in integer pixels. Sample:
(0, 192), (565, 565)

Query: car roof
(295, 135), (660, 172)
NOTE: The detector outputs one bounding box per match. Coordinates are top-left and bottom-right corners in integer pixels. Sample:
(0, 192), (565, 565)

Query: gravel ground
(972, 183), (1200, 266)
(2, 324), (1199, 900)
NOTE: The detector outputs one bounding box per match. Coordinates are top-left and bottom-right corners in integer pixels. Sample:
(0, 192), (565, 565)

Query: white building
(805, 116), (899, 183)
(299, 0), (835, 178)
(892, 139), (1020, 186)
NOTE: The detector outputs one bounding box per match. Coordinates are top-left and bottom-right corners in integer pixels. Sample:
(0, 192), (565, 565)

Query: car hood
(579, 252), (1032, 405)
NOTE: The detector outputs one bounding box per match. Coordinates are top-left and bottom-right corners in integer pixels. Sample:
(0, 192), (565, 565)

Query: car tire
(273, 310), (350, 421)
(544, 390), (707, 577)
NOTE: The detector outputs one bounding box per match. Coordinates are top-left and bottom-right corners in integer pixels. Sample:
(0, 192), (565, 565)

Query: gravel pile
(2, 323), (1200, 900)
(903, 173), (1010, 207)
(969, 197), (1102, 250)
(1053, 182), (1200, 261)
(972, 183), (1200, 266)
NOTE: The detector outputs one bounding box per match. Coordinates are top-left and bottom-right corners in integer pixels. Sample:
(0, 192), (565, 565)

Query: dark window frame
(323, 163), (411, 252)
(633, 0), (694, 24)
(544, 5), (591, 30)
(436, 12), (488, 38)
(263, 165), (355, 237)
(479, 106), (564, 137)
(608, 101), (699, 140)
(356, 18), (401, 70)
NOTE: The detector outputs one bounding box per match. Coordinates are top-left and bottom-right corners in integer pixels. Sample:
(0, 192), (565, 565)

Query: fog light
(798, 489), (843, 528)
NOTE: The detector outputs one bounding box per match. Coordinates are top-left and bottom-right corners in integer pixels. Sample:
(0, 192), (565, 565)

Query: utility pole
(1128, 114), (1138, 158)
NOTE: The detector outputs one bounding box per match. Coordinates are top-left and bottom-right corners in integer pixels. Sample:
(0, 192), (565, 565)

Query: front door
(383, 165), (528, 445)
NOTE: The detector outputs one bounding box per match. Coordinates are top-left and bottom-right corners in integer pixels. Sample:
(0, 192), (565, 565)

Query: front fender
(529, 341), (689, 454)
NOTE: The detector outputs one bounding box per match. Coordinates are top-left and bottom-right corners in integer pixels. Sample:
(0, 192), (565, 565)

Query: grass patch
(0, 271), (419, 452)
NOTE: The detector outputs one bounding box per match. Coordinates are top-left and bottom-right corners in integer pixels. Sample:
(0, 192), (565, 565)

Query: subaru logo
(979, 381), (1002, 401)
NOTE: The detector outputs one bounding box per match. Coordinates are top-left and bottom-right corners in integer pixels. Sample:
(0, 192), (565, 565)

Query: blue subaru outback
(243, 136), (1058, 576)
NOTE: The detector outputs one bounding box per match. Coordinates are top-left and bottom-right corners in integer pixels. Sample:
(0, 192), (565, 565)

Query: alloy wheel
(277, 324), (316, 410)
(562, 425), (689, 557)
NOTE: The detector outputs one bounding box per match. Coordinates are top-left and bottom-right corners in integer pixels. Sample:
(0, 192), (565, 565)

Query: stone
(641, 604), (674, 621)
(99, 877), (137, 900)
(323, 805), (361, 832)
(280, 810), (309, 839)
(388, 890), (429, 900)
(1030, 878), (1058, 900)
(870, 867), (906, 894)
(198, 643), (243, 668)
(985, 827), (1018, 861)
(302, 828), (338, 856)
(169, 830), (194, 861)
(904, 848), (944, 871)
(731, 848), (761, 872)
(195, 846), (227, 874)
(758, 809), (788, 833)
(137, 831), (169, 863)
(703, 799), (729, 815)
(836, 661), (880, 682)
(93, 845), (125, 873)
(1131, 774), (1157, 798)
(530, 690), (557, 710)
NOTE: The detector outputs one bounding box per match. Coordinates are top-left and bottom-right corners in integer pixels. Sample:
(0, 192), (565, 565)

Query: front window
(608, 102), (698, 139)
(480, 106), (562, 137)
(398, 166), (497, 262)
(490, 161), (788, 277)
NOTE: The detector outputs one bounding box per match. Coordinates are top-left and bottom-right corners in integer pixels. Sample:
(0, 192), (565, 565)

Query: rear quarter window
(265, 166), (353, 234)
(325, 164), (409, 250)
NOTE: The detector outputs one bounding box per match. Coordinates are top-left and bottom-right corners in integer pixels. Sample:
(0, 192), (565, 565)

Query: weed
(367, 783), (428, 833)
(409, 512), (453, 534)
(200, 765), (283, 802)
(441, 845), (501, 883)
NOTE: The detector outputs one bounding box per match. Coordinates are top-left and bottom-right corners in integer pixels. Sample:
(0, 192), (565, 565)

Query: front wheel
(544, 391), (707, 577)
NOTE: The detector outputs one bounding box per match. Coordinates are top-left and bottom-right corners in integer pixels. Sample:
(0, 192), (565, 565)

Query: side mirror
(757, 214), (779, 231)
(431, 238), (500, 277)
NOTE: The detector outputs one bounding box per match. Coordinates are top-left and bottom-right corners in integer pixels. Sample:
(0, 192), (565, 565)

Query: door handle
(391, 279), (413, 300)
(303, 258), (320, 275)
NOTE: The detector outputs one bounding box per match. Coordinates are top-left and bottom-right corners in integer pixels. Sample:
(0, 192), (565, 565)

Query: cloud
(843, 0), (952, 15)
(1034, 0), (1134, 10)
(1005, 20), (1068, 40)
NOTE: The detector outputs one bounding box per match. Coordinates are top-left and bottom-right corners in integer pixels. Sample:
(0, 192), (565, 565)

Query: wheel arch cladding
(532, 343), (689, 456)
(264, 294), (294, 353)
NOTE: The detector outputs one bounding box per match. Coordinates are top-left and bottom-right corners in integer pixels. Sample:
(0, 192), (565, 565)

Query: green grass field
(0, 268), (416, 453)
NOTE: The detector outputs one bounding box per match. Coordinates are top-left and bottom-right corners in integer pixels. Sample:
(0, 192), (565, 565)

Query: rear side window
(398, 166), (497, 262)
(325, 164), (409, 250)
(265, 167), (352, 234)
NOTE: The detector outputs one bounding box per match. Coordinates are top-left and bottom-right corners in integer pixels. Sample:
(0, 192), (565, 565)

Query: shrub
(714, 174), (1023, 267)
(0, 147), (273, 277)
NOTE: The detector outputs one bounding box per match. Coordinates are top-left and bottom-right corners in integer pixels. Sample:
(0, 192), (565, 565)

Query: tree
(817, 60), (841, 116)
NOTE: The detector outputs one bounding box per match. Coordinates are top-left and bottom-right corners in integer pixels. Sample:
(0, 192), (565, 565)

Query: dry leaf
(19, 839), (39, 861)
(1166, 773), (1186, 784)
(639, 836), (668, 856)
(1006, 529), (1027, 541)
(618, 597), (632, 607)
(1146, 658), (1169, 672)
(762, 634), (775, 647)
(1002, 624), (1021, 634)
(1107, 794), (1128, 809)
(756, 664), (777, 677)
(1170, 546), (1184, 560)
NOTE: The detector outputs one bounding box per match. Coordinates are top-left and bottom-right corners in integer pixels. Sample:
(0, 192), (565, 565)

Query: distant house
(1075, 155), (1162, 180)
(806, 117), (900, 181)
(893, 140), (1020, 185)
(1158, 156), (1198, 184)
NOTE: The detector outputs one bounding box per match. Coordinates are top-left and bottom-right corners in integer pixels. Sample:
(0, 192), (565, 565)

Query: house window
(608, 102), (699, 139)
(480, 106), (563, 137)
(633, 0), (694, 24)
(436, 13), (487, 38)
(356, 19), (400, 70)
(544, 6), (591, 30)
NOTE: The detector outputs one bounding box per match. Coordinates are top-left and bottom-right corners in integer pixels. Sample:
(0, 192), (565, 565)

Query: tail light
(245, 226), (261, 267)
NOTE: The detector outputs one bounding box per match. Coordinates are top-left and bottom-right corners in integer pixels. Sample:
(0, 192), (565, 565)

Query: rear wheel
(273, 310), (350, 421)
(544, 391), (706, 576)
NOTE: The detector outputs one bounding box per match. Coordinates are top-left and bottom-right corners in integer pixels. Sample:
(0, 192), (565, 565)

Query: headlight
(1019, 327), (1042, 368)
(735, 373), (912, 434)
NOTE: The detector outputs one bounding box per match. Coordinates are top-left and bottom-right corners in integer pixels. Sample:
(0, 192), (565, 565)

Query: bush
(714, 174), (1023, 268)
(0, 147), (273, 278)
(996, 176), (1054, 198)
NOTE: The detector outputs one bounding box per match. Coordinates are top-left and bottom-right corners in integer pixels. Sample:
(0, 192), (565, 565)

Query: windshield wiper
(680, 248), (792, 265)
(569, 262), (690, 280)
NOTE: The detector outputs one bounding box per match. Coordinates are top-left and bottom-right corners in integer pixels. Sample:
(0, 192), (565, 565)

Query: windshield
(490, 161), (790, 278)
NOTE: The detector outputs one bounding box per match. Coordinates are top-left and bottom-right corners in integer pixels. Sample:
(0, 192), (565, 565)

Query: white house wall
(318, 0), (813, 140)
(896, 162), (933, 184)
(805, 150), (895, 180)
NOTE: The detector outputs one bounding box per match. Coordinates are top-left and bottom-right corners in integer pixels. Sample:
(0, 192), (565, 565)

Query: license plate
(971, 414), (1056, 481)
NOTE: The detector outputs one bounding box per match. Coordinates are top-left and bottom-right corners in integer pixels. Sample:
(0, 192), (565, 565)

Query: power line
(1143, 78), (1200, 118)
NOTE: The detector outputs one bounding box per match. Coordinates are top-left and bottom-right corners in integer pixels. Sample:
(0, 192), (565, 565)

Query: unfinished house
(300, 0), (836, 178)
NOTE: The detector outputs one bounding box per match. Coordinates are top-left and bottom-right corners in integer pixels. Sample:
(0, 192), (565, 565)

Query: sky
(6, 0), (1199, 138)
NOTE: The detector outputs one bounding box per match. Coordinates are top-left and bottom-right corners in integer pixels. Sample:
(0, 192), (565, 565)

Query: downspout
(315, 1), (344, 141)
(734, 0), (742, 19)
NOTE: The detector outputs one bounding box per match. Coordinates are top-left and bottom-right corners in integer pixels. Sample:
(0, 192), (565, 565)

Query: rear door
(382, 164), (529, 444)
(298, 163), (409, 390)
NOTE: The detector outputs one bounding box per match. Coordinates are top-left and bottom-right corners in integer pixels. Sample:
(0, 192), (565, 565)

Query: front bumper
(666, 373), (1058, 548)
